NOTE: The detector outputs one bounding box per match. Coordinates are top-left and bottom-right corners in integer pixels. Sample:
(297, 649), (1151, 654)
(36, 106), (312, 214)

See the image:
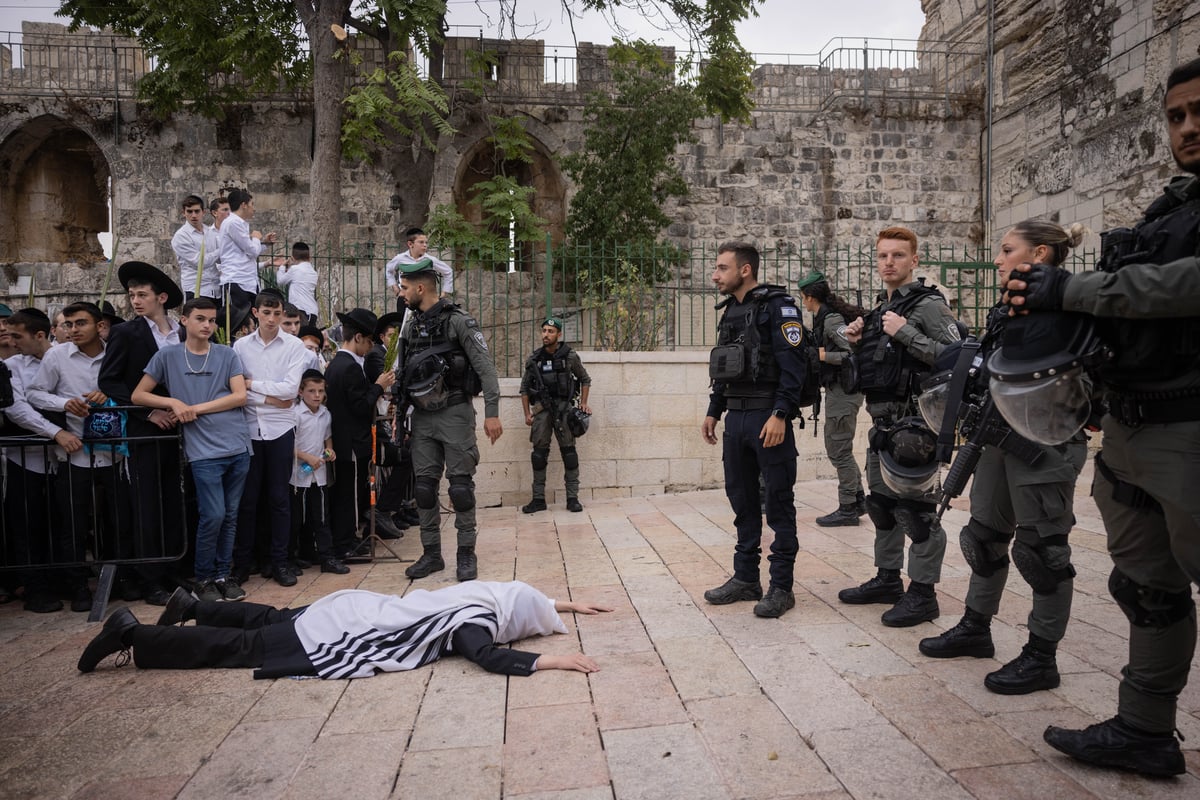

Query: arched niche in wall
(0, 115), (111, 264)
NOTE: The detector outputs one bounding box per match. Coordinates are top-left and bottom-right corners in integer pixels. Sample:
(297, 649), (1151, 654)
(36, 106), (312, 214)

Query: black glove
(1005, 263), (1071, 311)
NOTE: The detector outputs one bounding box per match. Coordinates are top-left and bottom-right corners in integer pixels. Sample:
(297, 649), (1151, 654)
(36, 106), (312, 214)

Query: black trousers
(290, 484), (334, 561)
(235, 432), (295, 569)
(126, 438), (186, 590)
(131, 600), (302, 669)
(330, 455), (369, 554)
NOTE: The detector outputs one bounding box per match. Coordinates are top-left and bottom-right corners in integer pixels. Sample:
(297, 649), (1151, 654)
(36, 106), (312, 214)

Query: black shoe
(703, 577), (763, 605)
(881, 586), (939, 627)
(78, 607), (138, 673)
(373, 511), (405, 539)
(293, 558), (312, 570)
(837, 570), (903, 605)
(320, 558), (350, 575)
(142, 588), (172, 607)
(273, 564), (298, 587)
(399, 506), (421, 526)
(985, 643), (1060, 695)
(70, 586), (93, 613)
(391, 513), (411, 531)
(753, 587), (796, 618)
(816, 504), (860, 527)
(521, 499), (547, 514)
(566, 498), (584, 513)
(456, 550), (478, 582)
(405, 551), (445, 579)
(1044, 716), (1185, 777)
(918, 610), (994, 659)
(115, 579), (142, 602)
(156, 586), (198, 626)
(231, 565), (251, 585)
(23, 592), (63, 614)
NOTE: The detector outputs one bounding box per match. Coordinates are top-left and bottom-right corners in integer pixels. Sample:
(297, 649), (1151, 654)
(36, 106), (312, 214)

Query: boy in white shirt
(290, 370), (348, 574)
(276, 242), (319, 325)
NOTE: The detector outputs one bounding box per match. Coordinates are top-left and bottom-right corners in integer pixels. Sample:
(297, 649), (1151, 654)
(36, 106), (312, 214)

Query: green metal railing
(300, 237), (1098, 377)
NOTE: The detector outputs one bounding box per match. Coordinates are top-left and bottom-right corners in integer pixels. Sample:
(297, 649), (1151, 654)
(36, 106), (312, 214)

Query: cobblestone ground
(1, 461), (1198, 799)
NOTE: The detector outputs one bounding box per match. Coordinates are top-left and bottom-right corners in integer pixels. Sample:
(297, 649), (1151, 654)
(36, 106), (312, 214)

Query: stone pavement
(1, 463), (1198, 800)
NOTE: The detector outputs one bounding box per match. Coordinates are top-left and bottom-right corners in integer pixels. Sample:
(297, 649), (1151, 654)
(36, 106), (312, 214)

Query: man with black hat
(519, 317), (591, 514)
(385, 228), (454, 312)
(396, 258), (502, 582)
(1005, 58), (1200, 778)
(324, 308), (396, 558)
(96, 301), (125, 342)
(98, 261), (187, 606)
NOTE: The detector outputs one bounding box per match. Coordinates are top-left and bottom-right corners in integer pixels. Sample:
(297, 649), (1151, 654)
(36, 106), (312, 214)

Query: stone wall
(921, 0), (1200, 243)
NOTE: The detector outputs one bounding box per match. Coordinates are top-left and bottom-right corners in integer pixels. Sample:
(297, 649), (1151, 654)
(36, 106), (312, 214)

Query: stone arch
(0, 115), (111, 264)
(450, 120), (567, 272)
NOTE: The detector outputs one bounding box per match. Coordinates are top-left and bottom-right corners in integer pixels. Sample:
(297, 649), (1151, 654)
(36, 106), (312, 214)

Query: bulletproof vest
(812, 306), (842, 387)
(405, 302), (482, 396)
(527, 344), (577, 401)
(1096, 176), (1200, 388)
(856, 283), (946, 400)
(714, 285), (788, 400)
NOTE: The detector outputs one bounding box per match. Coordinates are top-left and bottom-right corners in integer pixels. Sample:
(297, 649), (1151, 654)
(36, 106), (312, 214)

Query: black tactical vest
(714, 285), (789, 400)
(527, 344), (577, 402)
(1097, 176), (1200, 389)
(405, 302), (482, 395)
(812, 306), (843, 387)
(856, 283), (946, 401)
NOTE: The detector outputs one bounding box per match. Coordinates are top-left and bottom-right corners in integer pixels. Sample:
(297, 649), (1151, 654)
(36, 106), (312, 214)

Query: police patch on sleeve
(781, 321), (804, 347)
(472, 331), (489, 351)
(947, 323), (962, 341)
(780, 306), (798, 317)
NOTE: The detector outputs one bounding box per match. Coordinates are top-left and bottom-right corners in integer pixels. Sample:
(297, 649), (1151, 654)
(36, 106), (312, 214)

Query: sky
(0, 1), (926, 56)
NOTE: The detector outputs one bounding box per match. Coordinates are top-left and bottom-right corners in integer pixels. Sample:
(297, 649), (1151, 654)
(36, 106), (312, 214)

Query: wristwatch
(771, 408), (788, 419)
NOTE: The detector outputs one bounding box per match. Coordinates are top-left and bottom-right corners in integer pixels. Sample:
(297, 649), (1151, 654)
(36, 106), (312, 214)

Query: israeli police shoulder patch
(781, 321), (804, 347)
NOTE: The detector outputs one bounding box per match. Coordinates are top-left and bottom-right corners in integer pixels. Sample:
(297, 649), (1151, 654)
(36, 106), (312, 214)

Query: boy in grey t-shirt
(133, 297), (251, 601)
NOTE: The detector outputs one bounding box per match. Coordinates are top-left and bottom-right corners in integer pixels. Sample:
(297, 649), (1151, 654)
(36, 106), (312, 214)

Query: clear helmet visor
(880, 458), (940, 495)
(988, 366), (1091, 445)
(917, 374), (952, 433)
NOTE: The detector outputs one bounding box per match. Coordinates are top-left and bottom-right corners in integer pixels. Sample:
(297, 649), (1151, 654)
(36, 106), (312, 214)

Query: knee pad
(893, 500), (936, 544)
(447, 475), (475, 512)
(531, 448), (550, 472)
(1108, 568), (1194, 629)
(1012, 530), (1075, 595)
(864, 493), (896, 530)
(560, 446), (579, 471)
(959, 518), (1012, 578)
(414, 477), (439, 510)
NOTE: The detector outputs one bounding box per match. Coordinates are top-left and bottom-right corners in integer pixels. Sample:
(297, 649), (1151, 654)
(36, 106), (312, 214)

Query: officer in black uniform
(1007, 58), (1200, 778)
(701, 241), (808, 619)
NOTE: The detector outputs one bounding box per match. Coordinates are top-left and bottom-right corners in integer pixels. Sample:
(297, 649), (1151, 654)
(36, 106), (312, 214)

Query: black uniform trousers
(722, 408), (799, 591)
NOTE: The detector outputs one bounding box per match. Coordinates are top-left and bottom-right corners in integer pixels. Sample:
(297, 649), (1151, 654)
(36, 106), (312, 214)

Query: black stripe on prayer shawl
(308, 605), (499, 679)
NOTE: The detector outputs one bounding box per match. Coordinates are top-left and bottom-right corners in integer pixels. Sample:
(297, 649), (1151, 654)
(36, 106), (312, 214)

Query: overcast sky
(0, 1), (926, 56)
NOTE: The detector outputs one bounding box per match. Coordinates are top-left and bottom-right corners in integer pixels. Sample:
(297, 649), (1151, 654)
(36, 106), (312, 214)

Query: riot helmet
(917, 339), (984, 434)
(406, 351), (451, 411)
(878, 416), (941, 494)
(566, 407), (591, 437)
(987, 311), (1100, 445)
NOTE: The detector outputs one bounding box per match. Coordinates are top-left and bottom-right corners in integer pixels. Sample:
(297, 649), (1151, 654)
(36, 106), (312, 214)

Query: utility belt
(1106, 390), (1200, 426)
(725, 396), (775, 411)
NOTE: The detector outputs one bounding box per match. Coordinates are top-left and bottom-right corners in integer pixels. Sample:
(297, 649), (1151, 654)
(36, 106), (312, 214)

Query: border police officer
(1010, 59), (1200, 778)
(396, 259), (502, 582)
(837, 227), (962, 627)
(520, 317), (592, 514)
(701, 241), (808, 618)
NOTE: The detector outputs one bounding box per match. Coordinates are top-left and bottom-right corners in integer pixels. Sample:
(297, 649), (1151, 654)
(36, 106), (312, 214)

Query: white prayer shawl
(294, 581), (566, 679)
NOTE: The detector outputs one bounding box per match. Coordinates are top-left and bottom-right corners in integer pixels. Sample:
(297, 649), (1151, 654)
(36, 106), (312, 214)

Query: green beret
(795, 270), (826, 290)
(397, 257), (435, 276)
(543, 317), (563, 330)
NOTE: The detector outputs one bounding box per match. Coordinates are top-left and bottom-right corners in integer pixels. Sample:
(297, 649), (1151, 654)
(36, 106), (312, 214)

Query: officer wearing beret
(396, 258), (502, 582)
(519, 317), (592, 514)
(1009, 58), (1200, 778)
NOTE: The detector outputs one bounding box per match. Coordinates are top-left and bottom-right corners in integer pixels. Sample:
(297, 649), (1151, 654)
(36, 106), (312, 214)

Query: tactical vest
(812, 306), (843, 388)
(713, 285), (788, 401)
(856, 283), (947, 402)
(1097, 176), (1200, 389)
(526, 344), (578, 403)
(404, 302), (483, 398)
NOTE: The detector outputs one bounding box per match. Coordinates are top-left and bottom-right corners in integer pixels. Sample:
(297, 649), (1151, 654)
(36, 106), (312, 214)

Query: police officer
(520, 317), (592, 514)
(919, 219), (1088, 696)
(797, 272), (866, 526)
(396, 259), (502, 582)
(837, 226), (962, 627)
(701, 241), (807, 618)
(1007, 59), (1200, 777)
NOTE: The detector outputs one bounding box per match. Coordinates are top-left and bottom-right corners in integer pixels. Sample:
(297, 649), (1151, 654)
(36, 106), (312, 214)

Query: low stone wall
(473, 350), (873, 509)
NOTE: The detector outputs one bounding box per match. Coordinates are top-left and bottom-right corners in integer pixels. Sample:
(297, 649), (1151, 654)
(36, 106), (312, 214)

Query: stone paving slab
(0, 478), (1197, 799)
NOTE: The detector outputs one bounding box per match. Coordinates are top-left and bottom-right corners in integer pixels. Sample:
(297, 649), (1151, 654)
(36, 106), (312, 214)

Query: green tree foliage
(341, 50), (453, 162)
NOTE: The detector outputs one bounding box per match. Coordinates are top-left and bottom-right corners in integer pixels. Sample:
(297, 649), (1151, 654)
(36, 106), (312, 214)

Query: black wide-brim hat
(374, 311), (405, 339)
(97, 300), (125, 328)
(218, 296), (254, 334)
(336, 308), (379, 337)
(117, 261), (184, 310)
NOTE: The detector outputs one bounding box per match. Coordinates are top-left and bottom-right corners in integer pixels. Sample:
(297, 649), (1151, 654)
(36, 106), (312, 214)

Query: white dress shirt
(4, 353), (63, 474)
(145, 316), (180, 351)
(385, 250), (454, 294)
(26, 342), (116, 468)
(218, 213), (264, 293)
(290, 402), (332, 487)
(276, 260), (319, 317)
(233, 329), (308, 441)
(171, 222), (222, 298)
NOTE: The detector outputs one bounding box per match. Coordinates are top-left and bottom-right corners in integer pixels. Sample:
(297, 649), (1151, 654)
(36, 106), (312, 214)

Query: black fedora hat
(117, 261), (184, 310)
(218, 296), (254, 335)
(374, 311), (405, 340)
(97, 300), (125, 328)
(336, 308), (378, 337)
(297, 324), (324, 343)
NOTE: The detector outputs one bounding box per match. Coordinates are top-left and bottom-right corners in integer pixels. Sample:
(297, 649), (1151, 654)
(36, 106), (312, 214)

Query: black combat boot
(1044, 716), (1185, 777)
(984, 633), (1060, 694)
(881, 581), (939, 627)
(703, 577), (763, 605)
(753, 587), (796, 618)
(918, 607), (995, 658)
(456, 548), (478, 582)
(837, 568), (904, 605)
(405, 548), (446, 579)
(816, 503), (860, 527)
(521, 498), (547, 514)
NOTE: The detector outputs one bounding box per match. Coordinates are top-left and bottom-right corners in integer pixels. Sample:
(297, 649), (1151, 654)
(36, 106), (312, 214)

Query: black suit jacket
(98, 317), (173, 437)
(325, 350), (382, 460)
